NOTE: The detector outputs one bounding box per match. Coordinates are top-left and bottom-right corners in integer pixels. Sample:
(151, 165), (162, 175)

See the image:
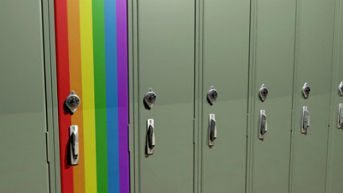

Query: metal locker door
(134, 0), (195, 192)
(290, 0), (336, 192)
(248, 0), (296, 192)
(326, 1), (343, 192)
(0, 0), (50, 192)
(200, 0), (250, 192)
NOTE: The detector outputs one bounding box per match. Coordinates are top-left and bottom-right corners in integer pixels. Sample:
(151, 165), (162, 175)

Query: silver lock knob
(144, 89), (157, 109)
(259, 84), (269, 102)
(302, 82), (311, 99)
(207, 86), (218, 105)
(65, 91), (81, 114)
(338, 81), (343, 96)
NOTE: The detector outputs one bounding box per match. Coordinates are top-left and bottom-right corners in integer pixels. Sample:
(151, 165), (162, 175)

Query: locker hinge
(128, 124), (133, 153)
(193, 118), (196, 145)
(45, 131), (51, 163)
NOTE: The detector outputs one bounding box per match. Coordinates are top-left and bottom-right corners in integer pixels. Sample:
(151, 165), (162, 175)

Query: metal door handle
(258, 110), (267, 140)
(301, 106), (310, 134)
(208, 114), (217, 147)
(338, 103), (343, 129)
(146, 119), (155, 155)
(69, 125), (79, 165)
(338, 81), (343, 96)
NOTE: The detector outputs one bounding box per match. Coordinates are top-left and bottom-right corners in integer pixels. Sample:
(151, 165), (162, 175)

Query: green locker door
(0, 0), (50, 192)
(248, 0), (296, 192)
(290, 0), (336, 192)
(135, 0), (195, 192)
(326, 0), (343, 192)
(200, 0), (250, 192)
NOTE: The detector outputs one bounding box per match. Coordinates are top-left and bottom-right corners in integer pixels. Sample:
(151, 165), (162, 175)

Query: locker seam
(245, 0), (253, 192)
(247, 0), (258, 191)
(324, 0), (341, 192)
(288, 0), (299, 191)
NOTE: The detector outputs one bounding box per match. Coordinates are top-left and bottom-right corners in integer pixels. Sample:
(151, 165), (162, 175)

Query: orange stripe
(67, 0), (85, 192)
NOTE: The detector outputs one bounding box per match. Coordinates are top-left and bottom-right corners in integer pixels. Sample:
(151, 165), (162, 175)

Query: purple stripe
(117, 0), (129, 192)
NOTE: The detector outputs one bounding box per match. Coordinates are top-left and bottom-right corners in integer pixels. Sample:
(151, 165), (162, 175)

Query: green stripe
(92, 0), (108, 192)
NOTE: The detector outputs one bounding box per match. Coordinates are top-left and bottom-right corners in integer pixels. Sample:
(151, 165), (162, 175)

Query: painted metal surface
(0, 0), (50, 192)
(54, 0), (129, 192)
(248, 0), (296, 192)
(326, 1), (343, 192)
(131, 0), (195, 192)
(200, 0), (250, 192)
(290, 0), (336, 192)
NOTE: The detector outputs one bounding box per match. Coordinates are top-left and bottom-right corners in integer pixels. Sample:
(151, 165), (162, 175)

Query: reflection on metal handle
(301, 106), (310, 134)
(69, 125), (79, 165)
(338, 81), (343, 96)
(208, 114), (217, 147)
(338, 103), (343, 129)
(258, 110), (267, 140)
(146, 119), (155, 155)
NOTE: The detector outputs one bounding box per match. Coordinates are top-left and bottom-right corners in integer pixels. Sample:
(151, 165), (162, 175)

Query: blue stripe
(105, 0), (119, 192)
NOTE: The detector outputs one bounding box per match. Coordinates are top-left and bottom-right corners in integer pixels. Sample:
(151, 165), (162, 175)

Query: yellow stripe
(80, 0), (97, 192)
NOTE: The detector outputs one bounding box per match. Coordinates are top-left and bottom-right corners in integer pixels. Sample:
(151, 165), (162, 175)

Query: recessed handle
(208, 114), (217, 147)
(258, 109), (267, 140)
(301, 106), (310, 134)
(338, 81), (343, 96)
(338, 103), (343, 129)
(69, 125), (79, 165)
(146, 119), (155, 155)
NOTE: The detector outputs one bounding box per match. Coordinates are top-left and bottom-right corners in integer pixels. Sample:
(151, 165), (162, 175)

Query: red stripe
(54, 0), (74, 192)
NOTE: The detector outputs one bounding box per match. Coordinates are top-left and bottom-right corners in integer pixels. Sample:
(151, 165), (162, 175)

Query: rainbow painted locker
(54, 0), (129, 193)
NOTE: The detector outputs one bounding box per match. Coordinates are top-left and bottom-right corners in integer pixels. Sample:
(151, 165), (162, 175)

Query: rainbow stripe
(54, 0), (129, 192)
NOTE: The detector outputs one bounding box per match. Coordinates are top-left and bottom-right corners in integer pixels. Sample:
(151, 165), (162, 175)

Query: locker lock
(338, 81), (343, 96)
(207, 86), (218, 105)
(302, 82), (311, 99)
(144, 89), (157, 109)
(65, 91), (81, 114)
(259, 84), (269, 102)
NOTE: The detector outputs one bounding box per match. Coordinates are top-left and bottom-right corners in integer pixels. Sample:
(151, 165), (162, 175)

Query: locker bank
(0, 0), (342, 193)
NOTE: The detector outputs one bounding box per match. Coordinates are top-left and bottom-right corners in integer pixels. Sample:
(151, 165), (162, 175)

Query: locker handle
(301, 106), (310, 134)
(338, 103), (343, 129)
(69, 125), (79, 165)
(258, 110), (267, 140)
(338, 81), (343, 96)
(208, 114), (217, 147)
(146, 119), (155, 155)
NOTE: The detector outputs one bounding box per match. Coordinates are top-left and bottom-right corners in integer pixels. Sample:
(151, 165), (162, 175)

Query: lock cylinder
(259, 84), (269, 102)
(302, 82), (311, 99)
(207, 86), (218, 105)
(65, 91), (81, 114)
(144, 89), (157, 109)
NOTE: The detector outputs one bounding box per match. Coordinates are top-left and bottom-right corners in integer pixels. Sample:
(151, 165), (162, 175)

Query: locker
(0, 0), (50, 192)
(324, 0), (343, 192)
(131, 0), (195, 192)
(290, 0), (336, 192)
(54, 0), (130, 193)
(200, 0), (250, 192)
(248, 0), (296, 192)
